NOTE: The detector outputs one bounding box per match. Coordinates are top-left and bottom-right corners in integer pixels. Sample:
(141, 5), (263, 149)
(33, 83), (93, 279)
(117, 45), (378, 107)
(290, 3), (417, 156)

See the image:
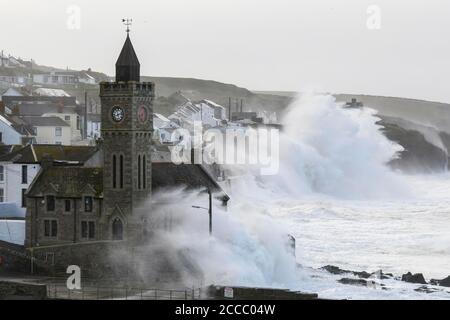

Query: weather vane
(122, 18), (132, 34)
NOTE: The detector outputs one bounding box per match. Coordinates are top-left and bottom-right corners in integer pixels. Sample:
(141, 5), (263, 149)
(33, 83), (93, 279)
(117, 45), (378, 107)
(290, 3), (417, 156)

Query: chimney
(41, 153), (54, 170)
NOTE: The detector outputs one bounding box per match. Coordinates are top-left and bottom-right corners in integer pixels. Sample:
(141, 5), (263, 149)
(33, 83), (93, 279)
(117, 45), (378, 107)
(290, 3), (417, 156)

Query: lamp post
(192, 189), (213, 236)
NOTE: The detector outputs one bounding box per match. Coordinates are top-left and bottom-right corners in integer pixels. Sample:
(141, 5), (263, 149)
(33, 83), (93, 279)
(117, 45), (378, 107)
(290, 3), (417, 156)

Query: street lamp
(192, 189), (213, 236)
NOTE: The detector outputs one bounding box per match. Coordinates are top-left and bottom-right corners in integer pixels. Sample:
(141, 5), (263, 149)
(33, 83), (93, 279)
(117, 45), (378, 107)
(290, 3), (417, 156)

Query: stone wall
(0, 281), (47, 300)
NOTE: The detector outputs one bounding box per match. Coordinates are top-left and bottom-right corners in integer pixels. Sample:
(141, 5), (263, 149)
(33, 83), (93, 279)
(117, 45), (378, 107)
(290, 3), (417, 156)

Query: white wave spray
(147, 94), (412, 292)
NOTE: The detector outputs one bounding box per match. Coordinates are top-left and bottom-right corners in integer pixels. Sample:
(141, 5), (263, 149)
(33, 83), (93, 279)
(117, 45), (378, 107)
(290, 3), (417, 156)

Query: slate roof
(21, 116), (70, 127)
(26, 162), (228, 202)
(115, 34), (140, 82)
(0, 114), (36, 136)
(27, 166), (103, 198)
(0, 144), (98, 164)
(152, 163), (229, 201)
(0, 145), (22, 158)
(0, 203), (26, 219)
(13, 104), (77, 116)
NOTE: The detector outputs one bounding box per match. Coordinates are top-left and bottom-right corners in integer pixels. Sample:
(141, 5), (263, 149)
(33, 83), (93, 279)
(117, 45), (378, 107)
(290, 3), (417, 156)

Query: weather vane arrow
(122, 18), (132, 34)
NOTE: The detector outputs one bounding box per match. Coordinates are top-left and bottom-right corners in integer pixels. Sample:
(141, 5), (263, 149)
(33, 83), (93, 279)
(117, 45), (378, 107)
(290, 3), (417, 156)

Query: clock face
(111, 106), (125, 122)
(138, 105), (148, 123)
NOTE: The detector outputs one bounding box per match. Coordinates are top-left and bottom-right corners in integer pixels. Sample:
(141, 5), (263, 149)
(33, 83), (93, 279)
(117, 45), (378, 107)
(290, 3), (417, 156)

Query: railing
(46, 284), (202, 300)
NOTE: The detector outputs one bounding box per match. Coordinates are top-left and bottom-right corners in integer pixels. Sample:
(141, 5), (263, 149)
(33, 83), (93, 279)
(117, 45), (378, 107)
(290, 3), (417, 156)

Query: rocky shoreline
(320, 265), (450, 294)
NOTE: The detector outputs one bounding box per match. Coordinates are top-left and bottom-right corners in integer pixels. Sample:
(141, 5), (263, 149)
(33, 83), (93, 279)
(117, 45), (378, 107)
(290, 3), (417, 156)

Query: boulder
(430, 276), (450, 287)
(338, 278), (368, 286)
(401, 272), (427, 284)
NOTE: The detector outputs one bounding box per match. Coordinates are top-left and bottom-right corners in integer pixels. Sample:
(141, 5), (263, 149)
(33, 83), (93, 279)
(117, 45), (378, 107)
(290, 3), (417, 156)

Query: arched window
(112, 155), (117, 188)
(138, 155), (141, 190)
(143, 155), (146, 189)
(112, 218), (123, 241)
(119, 155), (124, 189)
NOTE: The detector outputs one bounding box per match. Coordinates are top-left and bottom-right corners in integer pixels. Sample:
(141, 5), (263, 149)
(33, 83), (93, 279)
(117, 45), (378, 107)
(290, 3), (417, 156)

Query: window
(81, 221), (95, 240)
(64, 115), (71, 121)
(112, 218), (123, 241)
(0, 165), (4, 182)
(22, 165), (28, 184)
(143, 155), (146, 189)
(52, 76), (58, 83)
(55, 127), (62, 137)
(65, 199), (71, 212)
(138, 155), (141, 190)
(0, 188), (4, 203)
(84, 196), (93, 212)
(112, 155), (117, 188)
(46, 195), (55, 211)
(119, 155), (124, 189)
(45, 253), (55, 266)
(0, 132), (2, 143)
(44, 220), (57, 238)
(21, 189), (27, 208)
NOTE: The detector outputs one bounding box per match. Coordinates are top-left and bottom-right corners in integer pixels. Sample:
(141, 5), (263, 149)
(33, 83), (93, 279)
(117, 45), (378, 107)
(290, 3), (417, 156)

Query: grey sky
(2, 0), (450, 102)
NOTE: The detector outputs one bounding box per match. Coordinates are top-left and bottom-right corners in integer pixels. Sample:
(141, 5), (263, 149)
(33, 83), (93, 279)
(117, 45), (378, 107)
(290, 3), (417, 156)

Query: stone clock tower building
(99, 33), (154, 242)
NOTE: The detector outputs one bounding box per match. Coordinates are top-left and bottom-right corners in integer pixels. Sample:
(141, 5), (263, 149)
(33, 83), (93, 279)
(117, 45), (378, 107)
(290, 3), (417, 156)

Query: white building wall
(0, 163), (40, 215)
(43, 113), (82, 142)
(0, 117), (22, 145)
(34, 126), (71, 145)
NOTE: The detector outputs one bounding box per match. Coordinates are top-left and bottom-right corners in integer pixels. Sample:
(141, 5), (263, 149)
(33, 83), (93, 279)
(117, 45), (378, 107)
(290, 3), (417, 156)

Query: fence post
(155, 289), (157, 300)
(125, 288), (128, 300)
(170, 290), (173, 300)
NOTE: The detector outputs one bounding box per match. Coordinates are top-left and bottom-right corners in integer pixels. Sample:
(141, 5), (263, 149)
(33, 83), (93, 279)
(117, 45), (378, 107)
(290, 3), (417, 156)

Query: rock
(338, 278), (386, 289)
(354, 271), (371, 279)
(338, 278), (368, 286)
(414, 286), (439, 294)
(321, 265), (348, 275)
(401, 272), (427, 284)
(430, 276), (450, 287)
(441, 276), (450, 287)
(321, 265), (371, 279)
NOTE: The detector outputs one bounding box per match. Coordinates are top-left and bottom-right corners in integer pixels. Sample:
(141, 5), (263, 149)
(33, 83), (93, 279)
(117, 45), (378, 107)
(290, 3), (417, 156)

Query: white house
(153, 113), (180, 144)
(169, 100), (222, 129)
(42, 112), (82, 143)
(0, 144), (99, 217)
(34, 88), (71, 97)
(87, 113), (101, 140)
(21, 116), (71, 145)
(33, 71), (96, 86)
(0, 161), (40, 216)
(0, 114), (23, 145)
(0, 114), (36, 145)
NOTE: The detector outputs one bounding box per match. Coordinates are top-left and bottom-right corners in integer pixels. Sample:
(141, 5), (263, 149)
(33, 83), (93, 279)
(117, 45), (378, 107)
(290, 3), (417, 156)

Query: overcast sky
(2, 0), (450, 102)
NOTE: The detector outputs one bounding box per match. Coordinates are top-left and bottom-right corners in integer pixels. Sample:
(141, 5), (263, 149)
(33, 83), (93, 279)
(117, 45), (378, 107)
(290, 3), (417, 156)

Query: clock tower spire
(99, 24), (154, 242)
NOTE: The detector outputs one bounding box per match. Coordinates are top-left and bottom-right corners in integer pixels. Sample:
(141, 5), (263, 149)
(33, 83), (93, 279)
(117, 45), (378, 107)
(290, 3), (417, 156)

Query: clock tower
(99, 31), (154, 242)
